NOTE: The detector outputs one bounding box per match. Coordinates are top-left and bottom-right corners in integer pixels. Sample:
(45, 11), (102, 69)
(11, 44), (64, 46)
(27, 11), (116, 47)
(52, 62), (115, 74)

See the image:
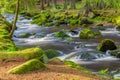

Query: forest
(0, 0), (120, 80)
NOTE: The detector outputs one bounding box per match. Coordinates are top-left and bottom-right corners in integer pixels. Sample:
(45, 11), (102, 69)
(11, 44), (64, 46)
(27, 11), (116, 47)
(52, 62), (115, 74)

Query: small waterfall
(106, 50), (111, 56)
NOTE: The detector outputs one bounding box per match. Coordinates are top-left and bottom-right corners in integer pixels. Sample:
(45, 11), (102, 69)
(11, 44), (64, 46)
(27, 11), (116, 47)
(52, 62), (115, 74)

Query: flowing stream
(4, 13), (120, 75)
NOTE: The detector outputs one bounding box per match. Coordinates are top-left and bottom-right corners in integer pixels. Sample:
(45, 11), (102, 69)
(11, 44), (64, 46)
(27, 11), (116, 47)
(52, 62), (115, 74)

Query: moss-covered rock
(21, 32), (31, 38)
(98, 26), (106, 31)
(79, 28), (101, 39)
(0, 47), (45, 60)
(116, 26), (120, 31)
(45, 49), (61, 59)
(7, 59), (47, 74)
(97, 39), (117, 52)
(112, 16), (120, 26)
(17, 47), (45, 60)
(54, 31), (69, 38)
(80, 17), (93, 25)
(110, 47), (120, 58)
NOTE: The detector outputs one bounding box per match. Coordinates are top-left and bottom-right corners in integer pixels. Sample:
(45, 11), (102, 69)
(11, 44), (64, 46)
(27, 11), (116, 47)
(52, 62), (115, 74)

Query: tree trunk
(47, 0), (50, 7)
(41, 0), (44, 10)
(63, 0), (67, 9)
(53, 0), (57, 9)
(9, 0), (19, 37)
(70, 0), (76, 9)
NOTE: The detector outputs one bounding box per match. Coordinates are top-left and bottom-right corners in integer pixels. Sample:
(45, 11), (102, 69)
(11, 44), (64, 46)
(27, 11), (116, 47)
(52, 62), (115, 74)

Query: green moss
(69, 20), (79, 25)
(97, 39), (117, 52)
(54, 31), (69, 38)
(109, 47), (120, 58)
(0, 14), (16, 51)
(79, 28), (101, 39)
(18, 47), (45, 60)
(7, 59), (47, 74)
(116, 26), (120, 31)
(45, 49), (60, 59)
(0, 47), (45, 60)
(64, 61), (90, 73)
(98, 26), (106, 31)
(112, 16), (120, 26)
(21, 33), (31, 38)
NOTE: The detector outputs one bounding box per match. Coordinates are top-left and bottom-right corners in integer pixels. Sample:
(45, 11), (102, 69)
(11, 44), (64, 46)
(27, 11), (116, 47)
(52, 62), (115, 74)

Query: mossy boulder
(7, 59), (47, 74)
(116, 26), (120, 31)
(97, 39), (117, 52)
(0, 47), (45, 60)
(80, 17), (93, 25)
(18, 47), (45, 60)
(98, 26), (106, 31)
(79, 28), (101, 39)
(110, 47), (120, 58)
(45, 49), (61, 59)
(54, 31), (69, 38)
(21, 33), (31, 38)
(112, 16), (120, 26)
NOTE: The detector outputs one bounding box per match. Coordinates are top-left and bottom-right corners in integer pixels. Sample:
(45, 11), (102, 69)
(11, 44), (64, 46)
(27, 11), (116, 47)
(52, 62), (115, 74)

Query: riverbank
(0, 14), (111, 80)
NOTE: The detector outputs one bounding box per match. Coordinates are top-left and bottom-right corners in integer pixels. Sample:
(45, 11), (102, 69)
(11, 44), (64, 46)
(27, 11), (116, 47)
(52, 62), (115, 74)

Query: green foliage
(64, 61), (90, 73)
(54, 31), (69, 38)
(98, 68), (109, 75)
(45, 49), (60, 59)
(79, 28), (101, 39)
(97, 39), (117, 52)
(7, 59), (47, 74)
(0, 15), (16, 51)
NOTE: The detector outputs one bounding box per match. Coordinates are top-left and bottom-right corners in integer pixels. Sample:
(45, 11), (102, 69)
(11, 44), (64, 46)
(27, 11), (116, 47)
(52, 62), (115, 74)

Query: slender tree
(53, 0), (57, 9)
(70, 0), (76, 9)
(9, 0), (19, 37)
(63, 0), (67, 9)
(40, 0), (44, 10)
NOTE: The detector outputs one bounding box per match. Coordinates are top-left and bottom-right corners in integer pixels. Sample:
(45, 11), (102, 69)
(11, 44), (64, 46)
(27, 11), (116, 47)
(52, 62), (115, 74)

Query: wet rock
(45, 49), (61, 59)
(97, 39), (117, 52)
(79, 28), (101, 39)
(54, 31), (69, 38)
(70, 29), (79, 35)
(116, 26), (120, 31)
(21, 33), (31, 38)
(88, 12), (96, 18)
(80, 17), (93, 25)
(110, 48), (120, 58)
